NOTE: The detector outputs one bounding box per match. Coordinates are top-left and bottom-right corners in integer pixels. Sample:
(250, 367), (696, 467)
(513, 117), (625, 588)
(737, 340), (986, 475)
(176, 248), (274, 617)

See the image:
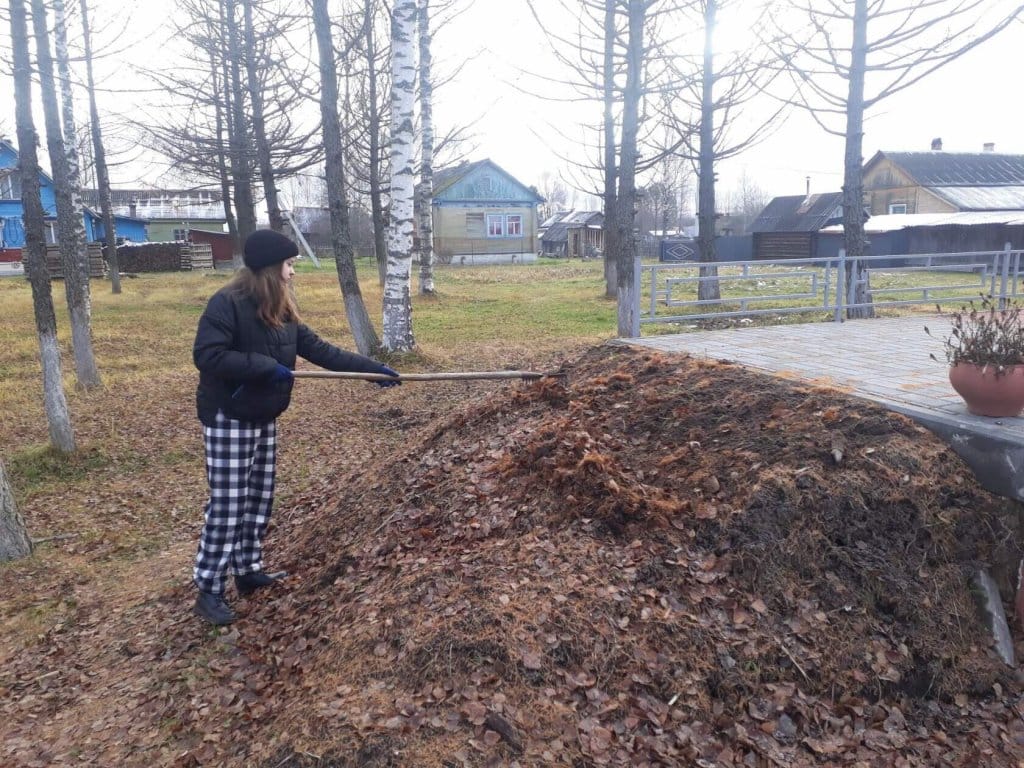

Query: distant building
(83, 187), (227, 242)
(432, 159), (544, 264)
(749, 192), (845, 260)
(0, 139), (147, 252)
(863, 145), (1024, 215)
(538, 210), (603, 259)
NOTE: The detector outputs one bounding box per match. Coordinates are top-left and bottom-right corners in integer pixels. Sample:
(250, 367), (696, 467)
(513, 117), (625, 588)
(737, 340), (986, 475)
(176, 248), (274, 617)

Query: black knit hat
(243, 229), (299, 271)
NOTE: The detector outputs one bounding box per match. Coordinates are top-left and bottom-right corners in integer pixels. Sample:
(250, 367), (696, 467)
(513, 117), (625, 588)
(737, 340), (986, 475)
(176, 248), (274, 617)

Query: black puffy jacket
(193, 286), (386, 426)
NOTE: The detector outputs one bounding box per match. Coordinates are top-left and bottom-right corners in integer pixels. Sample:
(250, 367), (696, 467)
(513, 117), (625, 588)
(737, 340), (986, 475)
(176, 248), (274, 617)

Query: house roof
(750, 193), (844, 233)
(867, 151), (1024, 186)
(539, 211), (603, 243)
(433, 158), (544, 203)
(821, 211), (1024, 234)
(540, 210), (602, 228)
(927, 185), (1024, 211)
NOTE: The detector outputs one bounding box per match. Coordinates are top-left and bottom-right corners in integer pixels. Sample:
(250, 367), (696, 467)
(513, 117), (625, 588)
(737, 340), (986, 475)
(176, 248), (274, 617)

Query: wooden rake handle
(291, 370), (563, 383)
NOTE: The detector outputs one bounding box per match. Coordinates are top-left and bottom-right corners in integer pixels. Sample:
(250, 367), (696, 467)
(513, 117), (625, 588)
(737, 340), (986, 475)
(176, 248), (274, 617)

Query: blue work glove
(375, 364), (401, 388)
(269, 363), (293, 382)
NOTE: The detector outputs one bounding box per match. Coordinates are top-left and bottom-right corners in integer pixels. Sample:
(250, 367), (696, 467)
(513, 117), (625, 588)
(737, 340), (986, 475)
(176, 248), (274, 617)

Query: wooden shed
(188, 229), (234, 267)
(750, 193), (844, 260)
(538, 211), (604, 259)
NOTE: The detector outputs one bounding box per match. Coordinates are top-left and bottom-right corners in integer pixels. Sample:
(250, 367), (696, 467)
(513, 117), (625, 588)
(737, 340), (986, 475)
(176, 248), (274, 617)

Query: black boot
(235, 570), (287, 597)
(193, 591), (236, 626)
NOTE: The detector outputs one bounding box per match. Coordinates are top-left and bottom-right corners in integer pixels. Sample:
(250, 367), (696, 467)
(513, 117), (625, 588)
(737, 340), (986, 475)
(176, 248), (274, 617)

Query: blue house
(0, 138), (148, 250)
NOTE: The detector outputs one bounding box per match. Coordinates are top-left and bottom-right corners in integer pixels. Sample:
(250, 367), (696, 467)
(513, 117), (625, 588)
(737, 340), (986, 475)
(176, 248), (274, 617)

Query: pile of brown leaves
(4, 345), (1024, 767)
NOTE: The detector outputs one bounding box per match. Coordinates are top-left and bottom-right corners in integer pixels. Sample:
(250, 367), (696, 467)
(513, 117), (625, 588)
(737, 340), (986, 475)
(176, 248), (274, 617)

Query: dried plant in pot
(926, 296), (1024, 417)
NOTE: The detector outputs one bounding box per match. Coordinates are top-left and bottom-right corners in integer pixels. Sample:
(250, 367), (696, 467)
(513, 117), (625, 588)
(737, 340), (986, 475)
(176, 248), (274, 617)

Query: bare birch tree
(778, 0), (1023, 318)
(382, 0), (417, 352)
(311, 0), (381, 355)
(416, 0), (436, 295)
(0, 458), (32, 563)
(79, 0), (120, 294)
(11, 0), (76, 453)
(31, 0), (101, 389)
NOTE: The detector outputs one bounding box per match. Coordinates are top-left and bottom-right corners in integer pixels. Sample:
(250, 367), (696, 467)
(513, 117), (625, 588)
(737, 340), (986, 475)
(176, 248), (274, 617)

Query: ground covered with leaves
(4, 344), (1024, 767)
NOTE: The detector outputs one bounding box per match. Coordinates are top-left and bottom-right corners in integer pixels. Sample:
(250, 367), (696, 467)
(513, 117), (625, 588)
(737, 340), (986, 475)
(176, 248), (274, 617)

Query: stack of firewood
(45, 244), (106, 279)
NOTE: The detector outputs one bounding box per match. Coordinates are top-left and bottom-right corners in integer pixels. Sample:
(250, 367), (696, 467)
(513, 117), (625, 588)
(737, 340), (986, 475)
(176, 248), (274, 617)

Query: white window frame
(888, 203), (907, 214)
(506, 214), (522, 237)
(173, 228), (189, 241)
(486, 214), (505, 237)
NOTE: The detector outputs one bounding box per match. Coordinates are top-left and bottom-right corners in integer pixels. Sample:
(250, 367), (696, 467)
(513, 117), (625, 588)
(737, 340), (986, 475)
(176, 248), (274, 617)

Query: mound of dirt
(5, 344), (1024, 767)
(248, 345), (1024, 766)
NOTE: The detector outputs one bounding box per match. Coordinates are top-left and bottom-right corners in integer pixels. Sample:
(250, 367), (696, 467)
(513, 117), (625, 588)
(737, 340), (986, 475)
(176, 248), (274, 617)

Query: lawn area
(0, 258), (616, 458)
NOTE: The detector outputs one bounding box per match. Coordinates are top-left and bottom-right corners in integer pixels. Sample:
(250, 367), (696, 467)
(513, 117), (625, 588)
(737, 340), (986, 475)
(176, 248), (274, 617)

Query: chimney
(805, 176), (810, 196)
(931, 137), (943, 151)
(129, 200), (137, 218)
(984, 142), (995, 152)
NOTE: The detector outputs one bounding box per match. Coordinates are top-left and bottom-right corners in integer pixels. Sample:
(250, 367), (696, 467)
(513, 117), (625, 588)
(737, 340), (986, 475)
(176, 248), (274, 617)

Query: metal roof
(877, 152), (1024, 186)
(821, 211), (1024, 234)
(928, 185), (1024, 211)
(540, 210), (602, 228)
(750, 192), (844, 233)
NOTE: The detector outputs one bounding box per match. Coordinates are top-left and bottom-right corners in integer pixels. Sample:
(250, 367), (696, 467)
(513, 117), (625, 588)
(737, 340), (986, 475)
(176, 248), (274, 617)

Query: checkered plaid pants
(193, 411), (277, 595)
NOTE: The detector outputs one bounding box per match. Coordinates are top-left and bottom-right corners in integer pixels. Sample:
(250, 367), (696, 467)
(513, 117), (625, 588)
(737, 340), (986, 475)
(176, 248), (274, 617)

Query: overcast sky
(4, 0), (1024, 212)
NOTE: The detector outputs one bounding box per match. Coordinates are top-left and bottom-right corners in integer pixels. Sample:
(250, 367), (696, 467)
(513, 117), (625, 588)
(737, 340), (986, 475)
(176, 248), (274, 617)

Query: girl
(191, 229), (399, 625)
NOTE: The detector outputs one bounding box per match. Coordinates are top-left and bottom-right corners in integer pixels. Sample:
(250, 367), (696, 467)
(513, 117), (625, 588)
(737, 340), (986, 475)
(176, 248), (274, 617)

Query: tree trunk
(0, 459), (32, 563)
(214, 5), (240, 258)
(696, 0), (721, 302)
(225, 0), (257, 253)
(32, 0), (101, 390)
(11, 0), (76, 453)
(365, 0), (387, 287)
(383, 0), (418, 352)
(242, 0), (284, 232)
(602, 0), (618, 298)
(615, 0), (643, 337)
(417, 0), (436, 295)
(842, 0), (873, 319)
(80, 0), (120, 294)
(312, 0), (381, 355)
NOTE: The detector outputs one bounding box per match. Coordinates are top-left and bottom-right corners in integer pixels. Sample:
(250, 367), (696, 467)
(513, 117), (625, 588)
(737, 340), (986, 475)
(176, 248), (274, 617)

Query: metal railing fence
(629, 244), (1024, 337)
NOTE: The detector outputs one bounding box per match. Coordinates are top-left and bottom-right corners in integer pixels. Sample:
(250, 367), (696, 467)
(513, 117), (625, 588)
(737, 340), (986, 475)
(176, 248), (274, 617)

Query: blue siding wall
(93, 216), (147, 243)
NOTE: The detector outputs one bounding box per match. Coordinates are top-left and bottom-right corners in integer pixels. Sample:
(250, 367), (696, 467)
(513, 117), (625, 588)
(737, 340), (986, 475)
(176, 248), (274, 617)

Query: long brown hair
(226, 265), (301, 328)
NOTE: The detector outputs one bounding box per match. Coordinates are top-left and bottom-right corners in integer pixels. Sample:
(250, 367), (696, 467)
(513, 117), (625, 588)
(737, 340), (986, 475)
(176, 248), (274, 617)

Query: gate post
(834, 249), (846, 323)
(630, 248), (642, 338)
(1000, 242), (1012, 309)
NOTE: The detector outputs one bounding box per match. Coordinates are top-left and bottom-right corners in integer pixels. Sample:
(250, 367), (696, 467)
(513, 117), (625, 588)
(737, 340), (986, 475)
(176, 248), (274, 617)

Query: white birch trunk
(35, 0), (101, 389)
(56, 0), (102, 380)
(0, 459), (32, 563)
(416, 0), (435, 295)
(383, 0), (418, 351)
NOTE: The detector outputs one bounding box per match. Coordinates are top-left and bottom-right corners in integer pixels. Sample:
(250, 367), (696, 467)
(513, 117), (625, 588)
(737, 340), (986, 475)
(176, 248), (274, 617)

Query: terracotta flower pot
(949, 363), (1024, 417)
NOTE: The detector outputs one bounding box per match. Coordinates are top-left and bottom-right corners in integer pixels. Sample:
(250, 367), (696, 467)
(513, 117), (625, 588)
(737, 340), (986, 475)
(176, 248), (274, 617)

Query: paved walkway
(623, 314), (1024, 446)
